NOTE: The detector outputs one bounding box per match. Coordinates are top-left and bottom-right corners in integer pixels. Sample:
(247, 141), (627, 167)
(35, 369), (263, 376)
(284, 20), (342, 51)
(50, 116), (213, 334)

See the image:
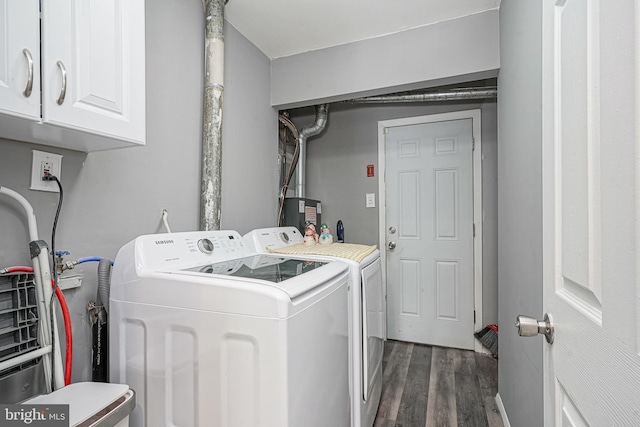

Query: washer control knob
(197, 238), (214, 254)
(280, 232), (290, 243)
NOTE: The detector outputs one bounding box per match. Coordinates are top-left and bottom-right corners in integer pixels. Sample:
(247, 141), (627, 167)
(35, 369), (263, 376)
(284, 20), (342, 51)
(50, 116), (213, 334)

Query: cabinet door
(41, 0), (146, 145)
(0, 0), (40, 120)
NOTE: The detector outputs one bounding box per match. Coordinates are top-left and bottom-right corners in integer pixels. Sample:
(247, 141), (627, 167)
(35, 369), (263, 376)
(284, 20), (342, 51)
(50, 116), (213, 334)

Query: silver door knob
(388, 241), (396, 250)
(388, 226), (396, 234)
(515, 313), (554, 344)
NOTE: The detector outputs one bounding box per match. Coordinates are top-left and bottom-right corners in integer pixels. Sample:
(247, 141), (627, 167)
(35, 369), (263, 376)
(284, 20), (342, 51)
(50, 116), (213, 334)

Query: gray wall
(221, 25), (278, 232)
(0, 2), (275, 383)
(288, 99), (498, 326)
(271, 10), (500, 109)
(497, 1), (543, 426)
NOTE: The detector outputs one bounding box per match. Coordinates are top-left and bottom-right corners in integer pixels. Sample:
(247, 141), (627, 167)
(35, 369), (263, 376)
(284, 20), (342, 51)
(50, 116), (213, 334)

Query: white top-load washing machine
(243, 227), (385, 427)
(109, 230), (350, 427)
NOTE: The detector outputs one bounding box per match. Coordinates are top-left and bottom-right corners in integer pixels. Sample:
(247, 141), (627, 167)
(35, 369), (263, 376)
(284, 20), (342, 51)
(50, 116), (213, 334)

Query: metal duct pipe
(200, 0), (227, 231)
(346, 86), (497, 104)
(296, 104), (329, 198)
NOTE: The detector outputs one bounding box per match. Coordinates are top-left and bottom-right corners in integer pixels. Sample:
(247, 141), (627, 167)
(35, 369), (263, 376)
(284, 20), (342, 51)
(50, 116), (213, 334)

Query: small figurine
(305, 222), (318, 238)
(303, 223), (318, 246)
(318, 223), (333, 245)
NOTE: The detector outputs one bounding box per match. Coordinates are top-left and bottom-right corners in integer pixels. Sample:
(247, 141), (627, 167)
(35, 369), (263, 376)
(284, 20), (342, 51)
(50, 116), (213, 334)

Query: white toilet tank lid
(24, 382), (132, 426)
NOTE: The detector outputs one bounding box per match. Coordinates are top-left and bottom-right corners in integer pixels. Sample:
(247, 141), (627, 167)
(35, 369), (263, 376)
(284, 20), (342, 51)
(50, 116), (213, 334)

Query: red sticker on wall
(367, 164), (375, 177)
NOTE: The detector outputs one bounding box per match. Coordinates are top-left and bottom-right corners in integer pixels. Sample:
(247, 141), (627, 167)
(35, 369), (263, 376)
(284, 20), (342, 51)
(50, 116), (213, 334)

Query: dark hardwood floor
(374, 340), (504, 427)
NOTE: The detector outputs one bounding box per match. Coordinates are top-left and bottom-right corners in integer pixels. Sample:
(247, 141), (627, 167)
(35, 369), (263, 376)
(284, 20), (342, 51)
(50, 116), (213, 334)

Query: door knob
(388, 226), (396, 234)
(515, 313), (554, 344)
(388, 241), (396, 250)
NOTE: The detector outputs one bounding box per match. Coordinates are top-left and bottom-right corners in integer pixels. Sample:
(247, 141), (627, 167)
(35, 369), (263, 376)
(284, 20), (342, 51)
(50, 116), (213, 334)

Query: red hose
(5, 266), (34, 273)
(3, 266), (72, 385)
(52, 279), (72, 386)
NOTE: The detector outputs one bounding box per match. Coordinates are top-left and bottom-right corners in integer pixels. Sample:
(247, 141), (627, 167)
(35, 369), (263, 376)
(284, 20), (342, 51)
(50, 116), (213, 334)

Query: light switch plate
(366, 193), (376, 208)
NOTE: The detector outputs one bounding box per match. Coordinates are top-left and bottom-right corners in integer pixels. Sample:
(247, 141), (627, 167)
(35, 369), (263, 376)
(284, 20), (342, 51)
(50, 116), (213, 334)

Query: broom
(475, 324), (498, 356)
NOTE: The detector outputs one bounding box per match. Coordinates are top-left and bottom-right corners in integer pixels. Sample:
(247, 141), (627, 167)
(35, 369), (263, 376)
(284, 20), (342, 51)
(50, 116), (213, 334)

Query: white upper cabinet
(0, 0), (41, 120)
(0, 0), (146, 152)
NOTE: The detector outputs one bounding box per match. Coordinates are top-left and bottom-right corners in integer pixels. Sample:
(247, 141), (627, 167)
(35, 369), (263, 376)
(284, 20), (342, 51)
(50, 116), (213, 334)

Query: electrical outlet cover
(30, 150), (63, 192)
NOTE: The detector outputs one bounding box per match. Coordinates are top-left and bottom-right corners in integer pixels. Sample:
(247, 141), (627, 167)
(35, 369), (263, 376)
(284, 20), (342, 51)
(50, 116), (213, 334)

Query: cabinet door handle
(22, 48), (34, 98)
(56, 60), (67, 105)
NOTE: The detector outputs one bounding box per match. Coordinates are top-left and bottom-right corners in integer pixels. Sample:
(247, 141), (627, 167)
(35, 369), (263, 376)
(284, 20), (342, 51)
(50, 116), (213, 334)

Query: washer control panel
(243, 227), (304, 253)
(136, 230), (248, 270)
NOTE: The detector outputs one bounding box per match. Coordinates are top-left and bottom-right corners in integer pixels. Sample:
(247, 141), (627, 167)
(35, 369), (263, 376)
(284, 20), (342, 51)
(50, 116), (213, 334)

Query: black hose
(91, 309), (108, 383)
(49, 176), (63, 389)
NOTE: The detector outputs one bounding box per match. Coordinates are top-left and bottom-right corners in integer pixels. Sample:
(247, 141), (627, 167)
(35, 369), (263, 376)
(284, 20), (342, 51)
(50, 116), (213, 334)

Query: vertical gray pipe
(200, 0), (226, 231)
(296, 104), (329, 198)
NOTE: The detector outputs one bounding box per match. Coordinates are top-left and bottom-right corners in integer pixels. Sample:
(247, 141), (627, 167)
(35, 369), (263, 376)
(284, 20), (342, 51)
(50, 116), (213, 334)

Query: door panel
(435, 168), (458, 239)
(542, 0), (640, 424)
(41, 0), (145, 143)
(0, 0), (40, 120)
(435, 260), (458, 320)
(386, 118), (474, 349)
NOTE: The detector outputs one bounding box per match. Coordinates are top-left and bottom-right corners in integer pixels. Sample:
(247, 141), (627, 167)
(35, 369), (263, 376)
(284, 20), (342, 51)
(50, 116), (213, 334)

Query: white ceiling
(225, 0), (501, 60)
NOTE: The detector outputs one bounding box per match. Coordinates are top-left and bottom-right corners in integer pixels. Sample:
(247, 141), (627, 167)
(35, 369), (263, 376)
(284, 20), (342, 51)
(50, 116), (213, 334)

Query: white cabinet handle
(56, 61), (67, 105)
(22, 48), (34, 98)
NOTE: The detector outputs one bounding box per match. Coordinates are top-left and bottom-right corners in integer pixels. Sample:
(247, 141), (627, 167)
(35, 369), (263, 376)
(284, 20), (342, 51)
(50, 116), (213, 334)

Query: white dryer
(243, 227), (385, 427)
(109, 230), (350, 427)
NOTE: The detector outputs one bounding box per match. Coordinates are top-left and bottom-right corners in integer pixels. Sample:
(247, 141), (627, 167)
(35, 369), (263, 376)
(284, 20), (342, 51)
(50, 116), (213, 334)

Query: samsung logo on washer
(155, 240), (174, 245)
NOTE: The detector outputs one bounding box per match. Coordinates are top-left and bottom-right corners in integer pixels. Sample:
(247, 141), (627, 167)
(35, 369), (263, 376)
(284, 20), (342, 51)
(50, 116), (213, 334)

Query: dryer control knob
(197, 238), (214, 254)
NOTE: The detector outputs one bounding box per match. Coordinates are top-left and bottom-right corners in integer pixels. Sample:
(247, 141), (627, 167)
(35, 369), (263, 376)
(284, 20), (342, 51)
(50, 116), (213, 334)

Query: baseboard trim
(495, 392), (511, 427)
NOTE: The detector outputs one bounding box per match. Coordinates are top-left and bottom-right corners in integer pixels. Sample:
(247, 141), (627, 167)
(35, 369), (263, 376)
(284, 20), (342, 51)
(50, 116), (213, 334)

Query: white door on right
(385, 116), (474, 350)
(541, 0), (640, 425)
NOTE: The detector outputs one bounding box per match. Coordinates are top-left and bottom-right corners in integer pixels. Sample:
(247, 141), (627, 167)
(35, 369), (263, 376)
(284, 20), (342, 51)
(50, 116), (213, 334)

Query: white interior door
(384, 116), (475, 350)
(541, 0), (640, 425)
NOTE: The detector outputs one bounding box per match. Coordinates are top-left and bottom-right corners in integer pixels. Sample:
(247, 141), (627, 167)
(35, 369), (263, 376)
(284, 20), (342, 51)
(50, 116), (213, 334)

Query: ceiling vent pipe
(346, 86), (497, 104)
(296, 104), (329, 198)
(200, 0), (227, 231)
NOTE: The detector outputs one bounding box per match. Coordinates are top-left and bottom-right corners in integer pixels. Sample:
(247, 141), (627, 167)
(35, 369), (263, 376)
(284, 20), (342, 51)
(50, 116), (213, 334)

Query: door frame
(377, 109), (484, 353)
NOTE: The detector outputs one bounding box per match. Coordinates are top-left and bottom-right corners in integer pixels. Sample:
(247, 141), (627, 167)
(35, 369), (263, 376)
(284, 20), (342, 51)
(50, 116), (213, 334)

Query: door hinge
(474, 310), (476, 323)
(384, 128), (389, 135)
(472, 137), (475, 151)
(473, 223), (476, 237)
